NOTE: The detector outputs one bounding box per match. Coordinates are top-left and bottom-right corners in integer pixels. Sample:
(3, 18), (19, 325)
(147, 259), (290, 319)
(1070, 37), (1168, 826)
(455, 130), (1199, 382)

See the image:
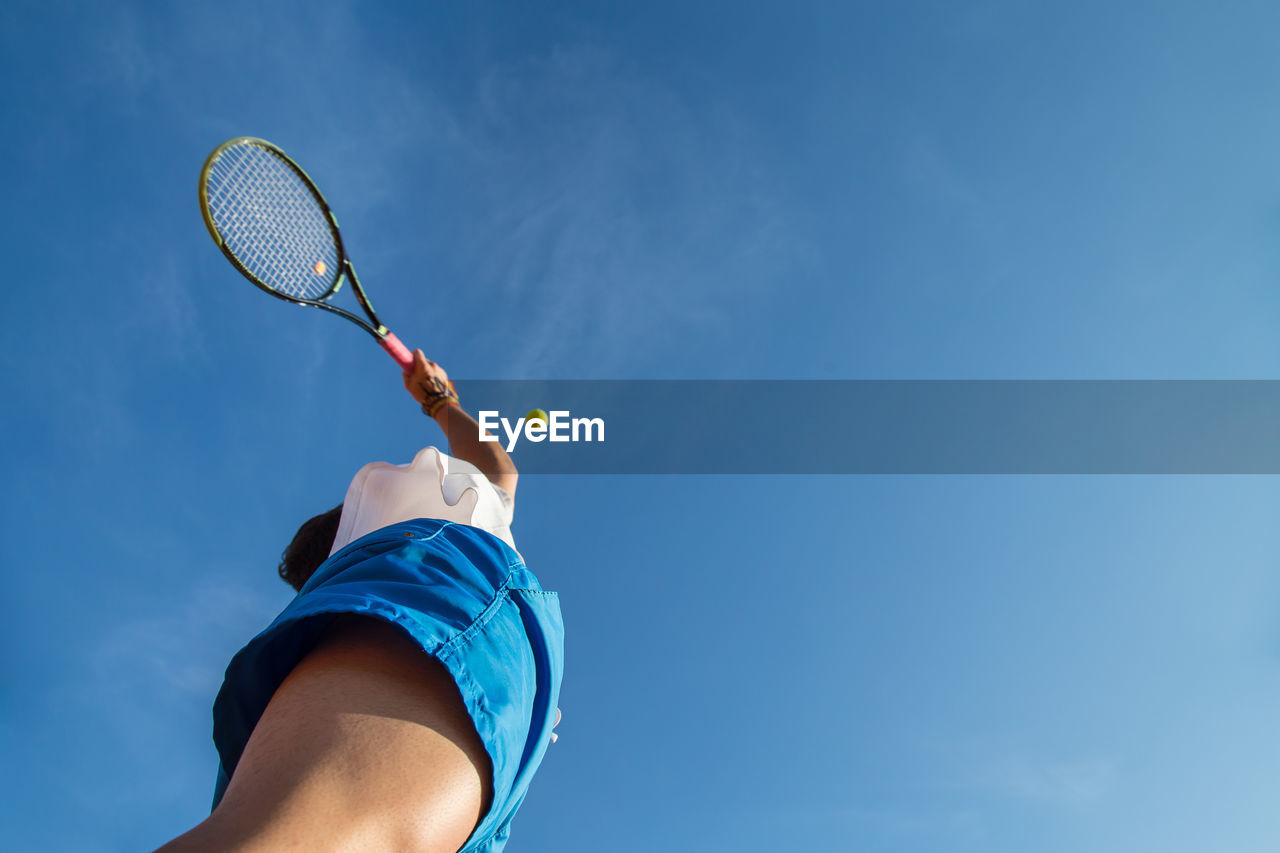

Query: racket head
(198, 137), (347, 305)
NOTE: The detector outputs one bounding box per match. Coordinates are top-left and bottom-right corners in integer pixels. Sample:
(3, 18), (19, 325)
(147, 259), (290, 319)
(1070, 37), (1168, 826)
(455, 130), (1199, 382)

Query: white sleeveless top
(329, 446), (516, 555)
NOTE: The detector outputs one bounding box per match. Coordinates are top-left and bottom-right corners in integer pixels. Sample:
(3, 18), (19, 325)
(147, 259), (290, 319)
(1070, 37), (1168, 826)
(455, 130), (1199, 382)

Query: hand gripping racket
(198, 137), (414, 368)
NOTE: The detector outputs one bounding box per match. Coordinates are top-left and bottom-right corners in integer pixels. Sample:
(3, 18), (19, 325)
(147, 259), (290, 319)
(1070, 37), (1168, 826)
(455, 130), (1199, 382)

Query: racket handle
(380, 331), (415, 369)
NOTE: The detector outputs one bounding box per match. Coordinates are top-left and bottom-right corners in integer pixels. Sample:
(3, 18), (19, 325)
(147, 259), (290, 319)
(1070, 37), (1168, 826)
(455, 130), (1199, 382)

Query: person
(157, 351), (564, 853)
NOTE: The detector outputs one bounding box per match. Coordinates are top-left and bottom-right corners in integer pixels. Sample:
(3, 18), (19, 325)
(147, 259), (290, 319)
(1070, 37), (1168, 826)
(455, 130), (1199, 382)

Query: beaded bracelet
(425, 395), (459, 418)
(421, 380), (459, 418)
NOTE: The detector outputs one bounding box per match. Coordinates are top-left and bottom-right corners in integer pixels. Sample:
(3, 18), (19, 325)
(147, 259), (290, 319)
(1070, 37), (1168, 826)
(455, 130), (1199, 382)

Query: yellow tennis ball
(313, 260), (327, 275)
(526, 408), (548, 426)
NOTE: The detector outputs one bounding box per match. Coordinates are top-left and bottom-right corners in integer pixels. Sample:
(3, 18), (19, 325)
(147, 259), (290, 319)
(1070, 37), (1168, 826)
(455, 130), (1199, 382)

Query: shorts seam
(436, 571), (518, 662)
(465, 824), (507, 851)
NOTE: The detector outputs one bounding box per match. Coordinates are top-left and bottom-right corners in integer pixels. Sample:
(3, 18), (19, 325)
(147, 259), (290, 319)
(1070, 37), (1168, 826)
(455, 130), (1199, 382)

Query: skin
(402, 351), (519, 497)
(156, 354), (556, 852)
(158, 618), (491, 853)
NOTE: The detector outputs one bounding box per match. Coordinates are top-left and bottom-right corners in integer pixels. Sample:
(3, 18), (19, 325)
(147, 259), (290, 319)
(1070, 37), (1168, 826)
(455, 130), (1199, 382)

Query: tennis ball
(313, 260), (327, 275)
(525, 408), (548, 426)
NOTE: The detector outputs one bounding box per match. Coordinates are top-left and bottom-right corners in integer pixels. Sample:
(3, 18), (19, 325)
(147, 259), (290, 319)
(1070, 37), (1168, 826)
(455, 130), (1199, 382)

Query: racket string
(204, 142), (340, 301)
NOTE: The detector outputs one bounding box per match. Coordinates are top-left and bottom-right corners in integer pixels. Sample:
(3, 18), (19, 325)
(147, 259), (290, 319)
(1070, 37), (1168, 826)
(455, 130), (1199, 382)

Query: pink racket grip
(379, 331), (415, 369)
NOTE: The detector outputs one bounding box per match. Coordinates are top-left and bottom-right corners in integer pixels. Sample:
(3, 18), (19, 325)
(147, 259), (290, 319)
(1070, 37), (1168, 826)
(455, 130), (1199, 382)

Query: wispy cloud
(80, 7), (811, 379)
(899, 130), (1005, 269)
(972, 752), (1119, 807)
(36, 573), (284, 813)
(89, 575), (279, 701)
(76, 4), (156, 106)
(928, 731), (1121, 810)
(117, 249), (209, 365)
(443, 45), (814, 376)
(749, 802), (986, 844)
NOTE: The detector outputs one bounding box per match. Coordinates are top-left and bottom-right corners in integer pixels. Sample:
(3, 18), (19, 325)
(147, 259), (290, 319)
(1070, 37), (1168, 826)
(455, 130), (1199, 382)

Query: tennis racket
(198, 136), (414, 368)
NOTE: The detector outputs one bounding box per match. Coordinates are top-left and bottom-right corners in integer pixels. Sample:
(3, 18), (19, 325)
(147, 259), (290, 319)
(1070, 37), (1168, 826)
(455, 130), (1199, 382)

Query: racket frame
(198, 137), (413, 366)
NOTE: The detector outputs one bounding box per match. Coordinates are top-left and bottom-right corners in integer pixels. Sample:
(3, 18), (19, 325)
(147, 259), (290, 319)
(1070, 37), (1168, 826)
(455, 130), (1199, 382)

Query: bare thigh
(158, 616), (493, 853)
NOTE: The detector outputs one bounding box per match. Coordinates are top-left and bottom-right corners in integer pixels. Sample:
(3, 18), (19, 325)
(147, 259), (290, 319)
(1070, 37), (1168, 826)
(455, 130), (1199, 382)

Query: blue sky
(3, 1), (1280, 850)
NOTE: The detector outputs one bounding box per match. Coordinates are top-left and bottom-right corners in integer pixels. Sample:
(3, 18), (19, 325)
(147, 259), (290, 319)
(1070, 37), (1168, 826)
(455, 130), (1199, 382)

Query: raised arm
(402, 350), (519, 497)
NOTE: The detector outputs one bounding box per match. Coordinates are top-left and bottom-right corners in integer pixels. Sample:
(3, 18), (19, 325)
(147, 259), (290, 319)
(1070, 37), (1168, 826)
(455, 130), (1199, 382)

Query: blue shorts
(210, 519), (565, 852)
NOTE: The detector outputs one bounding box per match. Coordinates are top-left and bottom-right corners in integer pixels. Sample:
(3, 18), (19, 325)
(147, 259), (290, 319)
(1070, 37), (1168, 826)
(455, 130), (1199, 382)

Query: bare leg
(157, 617), (492, 853)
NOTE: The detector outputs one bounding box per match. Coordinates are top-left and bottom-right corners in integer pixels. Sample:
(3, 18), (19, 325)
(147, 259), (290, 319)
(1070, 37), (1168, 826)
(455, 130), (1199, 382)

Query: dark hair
(278, 505), (344, 591)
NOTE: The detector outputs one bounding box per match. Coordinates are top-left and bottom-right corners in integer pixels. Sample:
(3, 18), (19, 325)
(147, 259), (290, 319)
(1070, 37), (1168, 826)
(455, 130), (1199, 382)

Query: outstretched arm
(402, 350), (519, 497)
